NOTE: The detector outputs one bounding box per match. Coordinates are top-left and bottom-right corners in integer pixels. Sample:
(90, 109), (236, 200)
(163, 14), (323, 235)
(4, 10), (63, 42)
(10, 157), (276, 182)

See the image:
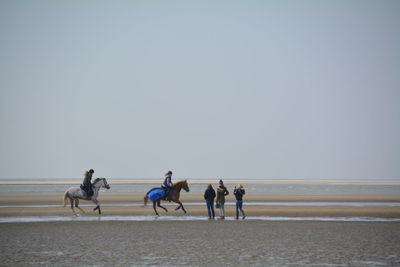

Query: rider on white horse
(81, 169), (94, 200)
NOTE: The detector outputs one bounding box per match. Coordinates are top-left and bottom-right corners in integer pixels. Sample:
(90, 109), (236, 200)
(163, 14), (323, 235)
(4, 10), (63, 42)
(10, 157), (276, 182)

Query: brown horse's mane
(173, 180), (187, 187)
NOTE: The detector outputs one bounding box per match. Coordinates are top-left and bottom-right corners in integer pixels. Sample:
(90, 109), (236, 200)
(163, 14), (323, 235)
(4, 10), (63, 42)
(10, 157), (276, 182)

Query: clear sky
(1, 1), (399, 180)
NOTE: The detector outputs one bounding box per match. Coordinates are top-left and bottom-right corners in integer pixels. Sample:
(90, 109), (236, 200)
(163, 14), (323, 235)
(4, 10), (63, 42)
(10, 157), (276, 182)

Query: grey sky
(1, 1), (399, 179)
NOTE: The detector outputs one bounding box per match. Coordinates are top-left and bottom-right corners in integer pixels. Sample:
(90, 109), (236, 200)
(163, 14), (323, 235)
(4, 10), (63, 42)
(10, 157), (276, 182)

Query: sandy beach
(1, 193), (400, 218)
(1, 220), (399, 266)
(1, 181), (399, 266)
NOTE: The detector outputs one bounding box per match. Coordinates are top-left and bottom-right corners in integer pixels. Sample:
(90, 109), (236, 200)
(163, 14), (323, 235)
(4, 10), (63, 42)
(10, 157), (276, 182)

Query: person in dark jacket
(204, 184), (216, 219)
(161, 170), (173, 201)
(81, 169), (94, 200)
(233, 184), (246, 219)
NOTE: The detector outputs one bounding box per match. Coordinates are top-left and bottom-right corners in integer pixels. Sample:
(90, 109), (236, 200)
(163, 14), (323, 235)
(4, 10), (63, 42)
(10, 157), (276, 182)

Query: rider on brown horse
(162, 170), (173, 201)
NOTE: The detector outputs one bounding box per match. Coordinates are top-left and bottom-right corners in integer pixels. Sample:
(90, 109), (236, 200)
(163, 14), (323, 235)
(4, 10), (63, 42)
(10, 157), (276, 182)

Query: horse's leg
(170, 195), (181, 211)
(75, 199), (85, 214)
(174, 200), (182, 211)
(70, 198), (74, 212)
(70, 198), (78, 215)
(176, 201), (187, 214)
(153, 201), (159, 216)
(157, 199), (168, 212)
(92, 199), (101, 214)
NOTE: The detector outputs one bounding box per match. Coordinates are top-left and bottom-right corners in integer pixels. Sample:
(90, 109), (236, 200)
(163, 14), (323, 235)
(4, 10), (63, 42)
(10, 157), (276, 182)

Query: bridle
(182, 181), (190, 192)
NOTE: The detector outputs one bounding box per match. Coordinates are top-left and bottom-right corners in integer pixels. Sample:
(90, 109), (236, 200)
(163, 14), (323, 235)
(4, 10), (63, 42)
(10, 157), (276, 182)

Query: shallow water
(1, 182), (400, 195)
(1, 201), (400, 209)
(1, 215), (400, 223)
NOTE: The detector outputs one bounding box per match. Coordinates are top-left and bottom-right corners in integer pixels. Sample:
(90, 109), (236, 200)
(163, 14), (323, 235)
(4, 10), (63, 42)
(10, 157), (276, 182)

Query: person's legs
(235, 201), (239, 219)
(206, 201), (212, 218)
(220, 203), (225, 218)
(167, 187), (172, 201)
(211, 201), (215, 218)
(238, 200), (245, 219)
(87, 187), (93, 200)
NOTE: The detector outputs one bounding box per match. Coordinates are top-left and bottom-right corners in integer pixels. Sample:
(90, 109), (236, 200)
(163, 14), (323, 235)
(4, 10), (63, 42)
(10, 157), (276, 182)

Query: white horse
(63, 178), (110, 215)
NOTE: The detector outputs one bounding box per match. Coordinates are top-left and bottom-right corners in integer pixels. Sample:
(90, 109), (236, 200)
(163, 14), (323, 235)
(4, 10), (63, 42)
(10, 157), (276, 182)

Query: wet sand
(2, 205), (400, 218)
(1, 221), (400, 266)
(1, 193), (400, 218)
(1, 184), (400, 266)
(3, 193), (400, 204)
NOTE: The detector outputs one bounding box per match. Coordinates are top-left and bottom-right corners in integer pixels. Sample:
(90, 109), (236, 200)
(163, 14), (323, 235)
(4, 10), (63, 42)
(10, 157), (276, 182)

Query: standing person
(81, 169), (94, 200)
(216, 179), (229, 220)
(204, 184), (216, 219)
(161, 170), (173, 201)
(234, 184), (246, 219)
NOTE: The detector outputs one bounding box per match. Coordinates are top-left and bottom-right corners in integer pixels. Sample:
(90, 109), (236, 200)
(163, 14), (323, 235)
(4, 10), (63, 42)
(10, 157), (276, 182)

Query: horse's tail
(143, 195), (148, 207)
(63, 191), (69, 207)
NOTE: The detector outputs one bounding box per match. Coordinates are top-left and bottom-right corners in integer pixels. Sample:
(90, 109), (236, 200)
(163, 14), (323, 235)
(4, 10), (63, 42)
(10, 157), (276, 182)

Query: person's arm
(204, 190), (208, 200)
(242, 189), (245, 195)
(224, 188), (229, 196)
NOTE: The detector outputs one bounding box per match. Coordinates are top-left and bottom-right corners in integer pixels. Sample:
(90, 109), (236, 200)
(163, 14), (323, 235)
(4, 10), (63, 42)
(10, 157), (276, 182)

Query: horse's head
(93, 178), (111, 189)
(103, 178), (111, 189)
(182, 180), (190, 192)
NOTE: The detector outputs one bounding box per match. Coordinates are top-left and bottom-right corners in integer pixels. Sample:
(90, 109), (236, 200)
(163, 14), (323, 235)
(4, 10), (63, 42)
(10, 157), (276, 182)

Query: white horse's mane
(92, 178), (105, 184)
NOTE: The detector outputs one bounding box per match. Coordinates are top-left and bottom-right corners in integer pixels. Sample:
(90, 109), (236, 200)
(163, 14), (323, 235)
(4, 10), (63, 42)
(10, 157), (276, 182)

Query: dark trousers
(81, 184), (93, 199)
(206, 200), (215, 218)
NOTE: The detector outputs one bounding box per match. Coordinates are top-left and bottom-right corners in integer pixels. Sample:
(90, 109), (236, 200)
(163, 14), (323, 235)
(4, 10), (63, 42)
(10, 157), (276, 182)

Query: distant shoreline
(0, 179), (399, 185)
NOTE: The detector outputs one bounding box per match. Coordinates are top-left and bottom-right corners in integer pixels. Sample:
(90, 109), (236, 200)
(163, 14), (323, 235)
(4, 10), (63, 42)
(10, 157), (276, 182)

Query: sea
(0, 177), (399, 195)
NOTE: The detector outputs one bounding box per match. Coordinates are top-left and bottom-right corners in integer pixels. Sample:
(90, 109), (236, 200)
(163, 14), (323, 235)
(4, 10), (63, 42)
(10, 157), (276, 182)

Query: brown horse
(143, 180), (190, 216)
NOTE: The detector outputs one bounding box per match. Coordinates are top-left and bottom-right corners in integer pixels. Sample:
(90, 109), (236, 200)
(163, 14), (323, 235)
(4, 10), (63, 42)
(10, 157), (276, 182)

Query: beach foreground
(1, 193), (400, 218)
(1, 221), (399, 266)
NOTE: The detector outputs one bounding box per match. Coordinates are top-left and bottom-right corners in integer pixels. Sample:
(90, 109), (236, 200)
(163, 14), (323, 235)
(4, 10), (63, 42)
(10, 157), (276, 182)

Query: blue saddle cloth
(147, 188), (166, 201)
